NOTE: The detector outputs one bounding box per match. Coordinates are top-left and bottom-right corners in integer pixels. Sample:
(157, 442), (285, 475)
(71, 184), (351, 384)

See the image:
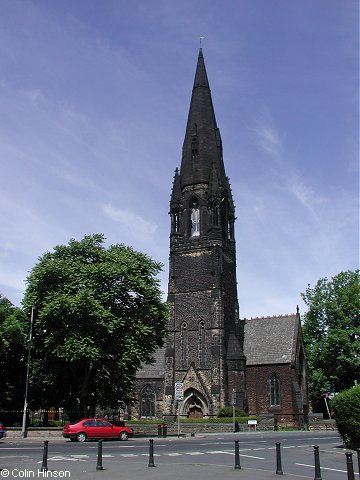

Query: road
(1, 431), (357, 480)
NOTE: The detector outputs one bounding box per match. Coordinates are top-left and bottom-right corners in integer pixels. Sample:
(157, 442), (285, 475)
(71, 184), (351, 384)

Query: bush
(331, 384), (360, 449)
(217, 406), (245, 418)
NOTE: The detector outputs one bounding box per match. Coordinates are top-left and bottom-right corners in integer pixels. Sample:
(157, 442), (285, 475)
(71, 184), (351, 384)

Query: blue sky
(1, 0), (358, 319)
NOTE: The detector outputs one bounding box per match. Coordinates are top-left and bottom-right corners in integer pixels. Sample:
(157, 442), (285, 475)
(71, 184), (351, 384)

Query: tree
(301, 270), (360, 410)
(0, 295), (27, 420)
(22, 234), (168, 418)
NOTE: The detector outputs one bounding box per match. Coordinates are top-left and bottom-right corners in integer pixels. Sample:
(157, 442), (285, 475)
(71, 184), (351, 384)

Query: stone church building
(133, 49), (308, 426)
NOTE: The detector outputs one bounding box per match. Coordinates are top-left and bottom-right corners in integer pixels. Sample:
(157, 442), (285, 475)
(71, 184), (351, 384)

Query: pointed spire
(193, 48), (209, 89)
(180, 49), (226, 188)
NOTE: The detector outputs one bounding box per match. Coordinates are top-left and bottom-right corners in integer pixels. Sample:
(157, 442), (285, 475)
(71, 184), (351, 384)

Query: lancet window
(190, 200), (200, 237)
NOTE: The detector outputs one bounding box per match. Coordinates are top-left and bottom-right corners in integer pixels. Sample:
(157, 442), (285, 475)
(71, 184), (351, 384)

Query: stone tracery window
(140, 384), (156, 418)
(269, 374), (281, 407)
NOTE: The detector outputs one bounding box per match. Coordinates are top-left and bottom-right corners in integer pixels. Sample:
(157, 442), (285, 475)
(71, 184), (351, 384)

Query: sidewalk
(1, 460), (313, 480)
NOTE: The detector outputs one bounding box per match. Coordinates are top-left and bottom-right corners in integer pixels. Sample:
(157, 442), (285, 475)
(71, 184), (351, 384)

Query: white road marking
(295, 463), (350, 473)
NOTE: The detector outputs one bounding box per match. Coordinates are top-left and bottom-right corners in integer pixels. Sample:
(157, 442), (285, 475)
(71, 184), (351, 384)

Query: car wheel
(76, 432), (87, 442)
(119, 431), (129, 441)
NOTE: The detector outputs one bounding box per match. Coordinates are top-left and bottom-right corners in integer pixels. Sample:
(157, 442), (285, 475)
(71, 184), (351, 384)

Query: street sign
(174, 382), (184, 401)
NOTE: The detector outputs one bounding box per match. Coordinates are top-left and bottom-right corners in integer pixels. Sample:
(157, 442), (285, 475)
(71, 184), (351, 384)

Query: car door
(82, 420), (98, 438)
(96, 420), (114, 438)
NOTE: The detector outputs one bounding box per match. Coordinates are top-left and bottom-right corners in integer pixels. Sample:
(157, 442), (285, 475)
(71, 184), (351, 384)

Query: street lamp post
(232, 388), (236, 432)
(21, 307), (34, 438)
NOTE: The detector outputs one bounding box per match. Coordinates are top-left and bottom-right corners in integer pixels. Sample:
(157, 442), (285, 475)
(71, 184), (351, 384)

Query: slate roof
(136, 346), (166, 379)
(244, 314), (298, 366)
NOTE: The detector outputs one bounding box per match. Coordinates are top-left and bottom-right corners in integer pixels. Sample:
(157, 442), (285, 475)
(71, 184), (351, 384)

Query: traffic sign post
(175, 382), (184, 401)
(174, 383), (184, 436)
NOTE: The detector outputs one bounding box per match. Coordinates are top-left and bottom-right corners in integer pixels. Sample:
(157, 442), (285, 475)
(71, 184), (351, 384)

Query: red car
(0, 422), (6, 440)
(63, 418), (133, 442)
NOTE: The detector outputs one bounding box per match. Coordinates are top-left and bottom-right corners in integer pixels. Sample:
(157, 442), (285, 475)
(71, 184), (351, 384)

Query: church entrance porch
(180, 388), (209, 418)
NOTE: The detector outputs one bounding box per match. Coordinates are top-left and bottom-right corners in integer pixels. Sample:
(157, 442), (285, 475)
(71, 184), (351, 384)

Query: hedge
(331, 384), (360, 449)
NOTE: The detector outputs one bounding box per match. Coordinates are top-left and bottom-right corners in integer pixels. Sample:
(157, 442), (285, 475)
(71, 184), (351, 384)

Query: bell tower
(164, 49), (246, 418)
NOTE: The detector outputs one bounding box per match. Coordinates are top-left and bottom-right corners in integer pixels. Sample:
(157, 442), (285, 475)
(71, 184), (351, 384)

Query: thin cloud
(252, 112), (285, 162)
(102, 203), (157, 239)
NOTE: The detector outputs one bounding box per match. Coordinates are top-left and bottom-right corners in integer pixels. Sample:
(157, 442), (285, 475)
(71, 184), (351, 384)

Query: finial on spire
(200, 36), (205, 47)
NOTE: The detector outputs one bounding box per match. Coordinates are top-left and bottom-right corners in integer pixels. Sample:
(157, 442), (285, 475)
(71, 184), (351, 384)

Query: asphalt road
(1, 431), (357, 480)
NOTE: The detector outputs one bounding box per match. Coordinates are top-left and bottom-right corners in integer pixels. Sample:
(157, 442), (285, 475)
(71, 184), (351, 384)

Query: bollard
(234, 440), (241, 469)
(163, 423), (167, 438)
(148, 439), (156, 467)
(157, 424), (162, 437)
(345, 452), (355, 480)
(96, 440), (104, 471)
(357, 449), (360, 480)
(313, 445), (322, 480)
(41, 440), (49, 472)
(276, 442), (283, 475)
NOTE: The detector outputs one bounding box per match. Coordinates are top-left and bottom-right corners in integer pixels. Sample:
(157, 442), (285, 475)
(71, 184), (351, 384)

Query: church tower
(163, 49), (247, 418)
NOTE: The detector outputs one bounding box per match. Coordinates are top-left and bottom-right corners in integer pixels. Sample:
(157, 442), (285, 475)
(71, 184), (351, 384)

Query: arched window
(140, 385), (156, 418)
(199, 321), (206, 366)
(181, 322), (188, 365)
(269, 374), (281, 407)
(190, 201), (200, 237)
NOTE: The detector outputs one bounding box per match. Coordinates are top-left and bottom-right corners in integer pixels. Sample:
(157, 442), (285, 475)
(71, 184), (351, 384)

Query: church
(133, 49), (308, 426)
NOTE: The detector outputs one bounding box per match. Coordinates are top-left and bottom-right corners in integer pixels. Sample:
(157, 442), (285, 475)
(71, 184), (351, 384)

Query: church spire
(180, 49), (226, 188)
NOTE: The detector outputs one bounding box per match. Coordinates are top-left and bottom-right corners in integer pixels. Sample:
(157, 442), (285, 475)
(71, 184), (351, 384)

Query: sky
(0, 0), (358, 319)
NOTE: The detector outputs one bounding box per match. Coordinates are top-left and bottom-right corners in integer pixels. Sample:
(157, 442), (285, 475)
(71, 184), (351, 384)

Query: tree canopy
(22, 234), (168, 417)
(301, 270), (360, 410)
(0, 295), (27, 412)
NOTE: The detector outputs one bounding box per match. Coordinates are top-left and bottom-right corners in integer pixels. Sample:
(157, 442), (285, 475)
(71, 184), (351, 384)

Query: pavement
(1, 438), (317, 480)
(1, 459), (312, 480)
(1, 431), (341, 479)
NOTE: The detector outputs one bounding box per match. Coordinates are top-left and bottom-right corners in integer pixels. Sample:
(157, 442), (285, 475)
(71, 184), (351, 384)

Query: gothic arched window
(140, 385), (156, 418)
(199, 321), (206, 366)
(190, 201), (200, 237)
(181, 322), (188, 365)
(268, 374), (281, 407)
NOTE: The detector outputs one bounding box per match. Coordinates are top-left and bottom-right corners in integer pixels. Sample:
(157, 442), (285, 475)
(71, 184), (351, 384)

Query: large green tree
(301, 270), (360, 410)
(0, 295), (27, 414)
(22, 234), (168, 418)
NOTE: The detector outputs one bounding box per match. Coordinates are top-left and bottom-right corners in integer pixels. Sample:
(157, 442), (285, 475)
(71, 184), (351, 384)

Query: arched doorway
(181, 388), (209, 418)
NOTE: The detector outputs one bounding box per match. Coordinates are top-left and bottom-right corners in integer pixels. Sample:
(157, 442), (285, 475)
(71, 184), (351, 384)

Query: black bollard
(41, 440), (49, 472)
(234, 440), (241, 469)
(96, 440), (104, 471)
(345, 452), (355, 480)
(313, 445), (322, 480)
(276, 442), (283, 475)
(357, 449), (360, 480)
(148, 439), (156, 467)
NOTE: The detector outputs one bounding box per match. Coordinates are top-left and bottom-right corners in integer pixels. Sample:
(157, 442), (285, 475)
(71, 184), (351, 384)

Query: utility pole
(21, 307), (34, 438)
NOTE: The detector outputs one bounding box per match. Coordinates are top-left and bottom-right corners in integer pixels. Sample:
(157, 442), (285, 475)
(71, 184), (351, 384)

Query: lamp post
(21, 307), (34, 438)
(232, 388), (236, 432)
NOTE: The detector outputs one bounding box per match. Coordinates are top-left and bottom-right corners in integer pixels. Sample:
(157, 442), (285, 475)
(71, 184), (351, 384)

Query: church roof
(136, 346), (166, 379)
(244, 314), (299, 366)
